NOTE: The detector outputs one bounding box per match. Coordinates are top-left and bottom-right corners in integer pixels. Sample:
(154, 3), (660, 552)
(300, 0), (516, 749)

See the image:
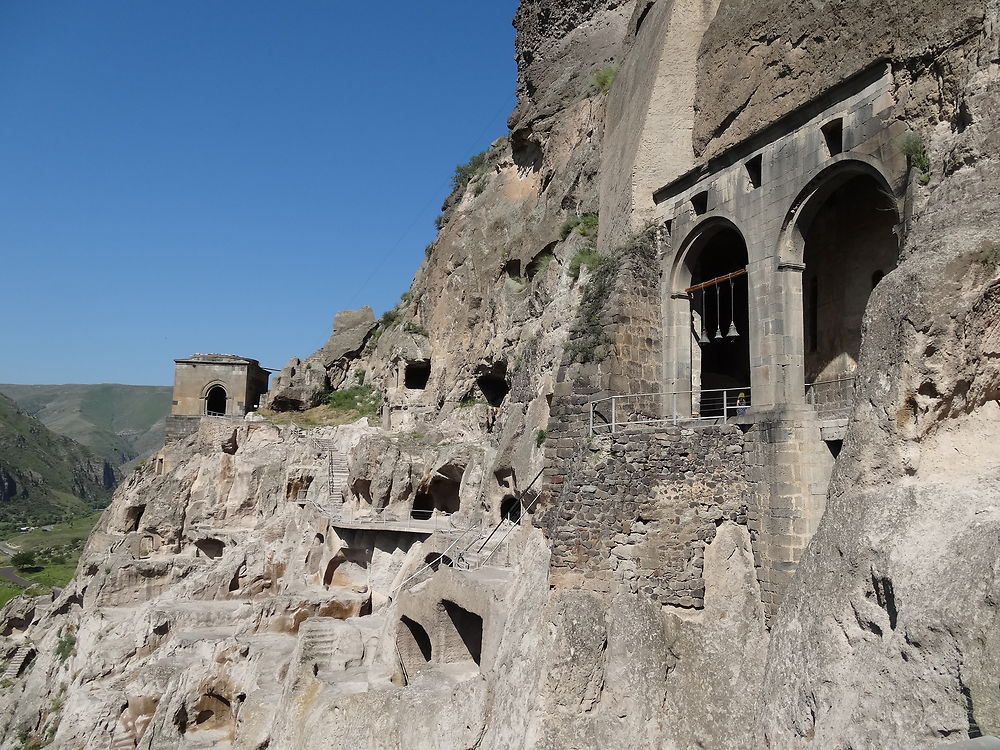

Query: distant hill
(0, 392), (114, 535)
(0, 383), (172, 468)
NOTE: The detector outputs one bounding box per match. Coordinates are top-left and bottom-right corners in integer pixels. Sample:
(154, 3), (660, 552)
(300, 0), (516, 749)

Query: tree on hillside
(10, 551), (36, 570)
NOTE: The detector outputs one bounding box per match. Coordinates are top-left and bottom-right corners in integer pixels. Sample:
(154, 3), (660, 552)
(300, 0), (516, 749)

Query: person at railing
(736, 392), (748, 416)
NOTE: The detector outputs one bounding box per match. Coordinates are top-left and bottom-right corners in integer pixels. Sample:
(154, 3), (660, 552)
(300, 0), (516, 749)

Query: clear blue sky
(0, 1), (519, 385)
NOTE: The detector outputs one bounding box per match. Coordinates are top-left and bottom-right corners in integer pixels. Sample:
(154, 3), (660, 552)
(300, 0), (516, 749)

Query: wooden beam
(684, 268), (748, 294)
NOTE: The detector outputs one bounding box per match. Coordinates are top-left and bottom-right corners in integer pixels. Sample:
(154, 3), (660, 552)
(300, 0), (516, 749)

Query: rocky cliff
(2, 1), (1000, 748)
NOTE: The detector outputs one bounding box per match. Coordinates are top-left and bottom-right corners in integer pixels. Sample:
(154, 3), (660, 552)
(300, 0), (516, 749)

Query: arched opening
(404, 360), (431, 390)
(800, 173), (898, 385)
(205, 385), (227, 416)
(500, 495), (521, 523)
(682, 226), (750, 417)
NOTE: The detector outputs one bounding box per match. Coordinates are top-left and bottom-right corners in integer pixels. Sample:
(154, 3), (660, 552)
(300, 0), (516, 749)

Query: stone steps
(310, 439), (349, 503)
(2, 644), (34, 680)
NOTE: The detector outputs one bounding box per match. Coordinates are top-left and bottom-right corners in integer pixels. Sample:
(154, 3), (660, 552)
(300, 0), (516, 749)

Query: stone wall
(542, 424), (749, 609)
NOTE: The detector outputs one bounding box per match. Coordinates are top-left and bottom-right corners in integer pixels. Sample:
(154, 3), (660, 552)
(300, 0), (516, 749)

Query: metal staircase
(309, 438), (350, 511)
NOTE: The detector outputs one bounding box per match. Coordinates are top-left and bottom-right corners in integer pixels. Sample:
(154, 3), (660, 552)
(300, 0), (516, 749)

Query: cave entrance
(500, 495), (521, 523)
(397, 615), (432, 679)
(205, 385), (227, 416)
(684, 227), (750, 417)
(801, 174), (899, 385)
(404, 360), (431, 390)
(475, 362), (509, 407)
(411, 465), (464, 519)
(441, 600), (483, 666)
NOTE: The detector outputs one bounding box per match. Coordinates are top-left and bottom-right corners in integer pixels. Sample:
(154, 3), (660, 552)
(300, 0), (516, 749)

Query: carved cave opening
(404, 360), (431, 390)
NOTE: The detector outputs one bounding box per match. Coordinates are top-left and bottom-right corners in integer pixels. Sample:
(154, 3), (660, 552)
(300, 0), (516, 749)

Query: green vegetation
(459, 395), (481, 408)
(400, 291), (413, 304)
(55, 633), (76, 662)
(0, 583), (23, 609)
(566, 225), (658, 363)
(424, 243), (435, 259)
(0, 383), (172, 468)
(560, 212), (600, 240)
(592, 66), (618, 95)
(0, 394), (113, 536)
(569, 248), (603, 280)
(324, 385), (380, 417)
(380, 306), (402, 328)
(535, 429), (547, 447)
(0, 513), (101, 607)
(451, 148), (491, 193)
(897, 130), (931, 184)
(434, 214), (446, 231)
(404, 321), (429, 337)
(11, 551), (36, 570)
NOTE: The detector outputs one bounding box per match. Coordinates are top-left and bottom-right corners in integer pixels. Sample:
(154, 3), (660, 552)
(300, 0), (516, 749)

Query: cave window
(504, 259), (521, 279)
(822, 118), (844, 156)
(441, 600), (483, 666)
(500, 496), (521, 523)
(745, 154), (763, 189)
(404, 360), (431, 390)
(155, 458), (164, 475)
(194, 538), (224, 559)
(691, 191), (709, 216)
(205, 385), (227, 416)
(476, 362), (509, 407)
(124, 504), (145, 533)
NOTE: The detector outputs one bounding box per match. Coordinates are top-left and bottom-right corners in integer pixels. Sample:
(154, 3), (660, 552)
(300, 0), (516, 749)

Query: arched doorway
(205, 385), (227, 416)
(681, 226), (751, 417)
(798, 173), (899, 385)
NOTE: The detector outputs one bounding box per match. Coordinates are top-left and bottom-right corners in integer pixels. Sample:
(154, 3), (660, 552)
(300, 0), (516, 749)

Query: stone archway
(666, 218), (752, 419)
(205, 385), (227, 416)
(779, 159), (900, 412)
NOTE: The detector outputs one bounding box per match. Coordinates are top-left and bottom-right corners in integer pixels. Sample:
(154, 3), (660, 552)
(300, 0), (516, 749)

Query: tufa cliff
(2, 1), (1000, 748)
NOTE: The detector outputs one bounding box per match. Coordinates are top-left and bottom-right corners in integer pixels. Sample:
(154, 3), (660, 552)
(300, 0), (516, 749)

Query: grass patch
(324, 386), (379, 416)
(23, 563), (78, 589)
(592, 66), (617, 95)
(459, 395), (481, 408)
(569, 248), (602, 281)
(535, 429), (547, 447)
(897, 130), (930, 180)
(560, 212), (599, 240)
(0, 582), (23, 608)
(55, 633), (76, 662)
(2, 513), (100, 550)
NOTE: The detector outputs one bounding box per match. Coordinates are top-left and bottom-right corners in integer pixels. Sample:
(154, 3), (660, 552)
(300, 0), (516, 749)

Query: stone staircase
(312, 439), (349, 505)
(296, 617), (361, 679)
(2, 644), (34, 680)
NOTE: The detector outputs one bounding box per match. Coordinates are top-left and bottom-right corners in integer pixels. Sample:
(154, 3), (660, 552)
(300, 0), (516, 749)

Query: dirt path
(0, 567), (32, 588)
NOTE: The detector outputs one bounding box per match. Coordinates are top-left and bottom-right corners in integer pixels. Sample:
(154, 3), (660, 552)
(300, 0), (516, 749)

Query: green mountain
(0, 393), (114, 534)
(0, 383), (172, 468)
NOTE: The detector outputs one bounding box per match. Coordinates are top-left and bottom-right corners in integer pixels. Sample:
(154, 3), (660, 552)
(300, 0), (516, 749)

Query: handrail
(386, 525), (480, 602)
(589, 386), (751, 435)
(474, 467), (545, 555)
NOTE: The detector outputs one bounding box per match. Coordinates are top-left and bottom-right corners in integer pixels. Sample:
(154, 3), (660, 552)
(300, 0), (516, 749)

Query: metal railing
(323, 504), (470, 533)
(589, 386), (751, 435)
(805, 376), (856, 420)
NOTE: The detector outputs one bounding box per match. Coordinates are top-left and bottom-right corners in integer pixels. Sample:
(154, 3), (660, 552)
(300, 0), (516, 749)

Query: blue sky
(0, 1), (519, 385)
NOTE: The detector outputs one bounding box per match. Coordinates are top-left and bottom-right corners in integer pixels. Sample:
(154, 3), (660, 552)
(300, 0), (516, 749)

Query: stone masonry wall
(541, 424), (749, 609)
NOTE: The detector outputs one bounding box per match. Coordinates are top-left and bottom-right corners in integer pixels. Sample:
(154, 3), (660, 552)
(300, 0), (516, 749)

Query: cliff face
(3, 1), (1000, 749)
